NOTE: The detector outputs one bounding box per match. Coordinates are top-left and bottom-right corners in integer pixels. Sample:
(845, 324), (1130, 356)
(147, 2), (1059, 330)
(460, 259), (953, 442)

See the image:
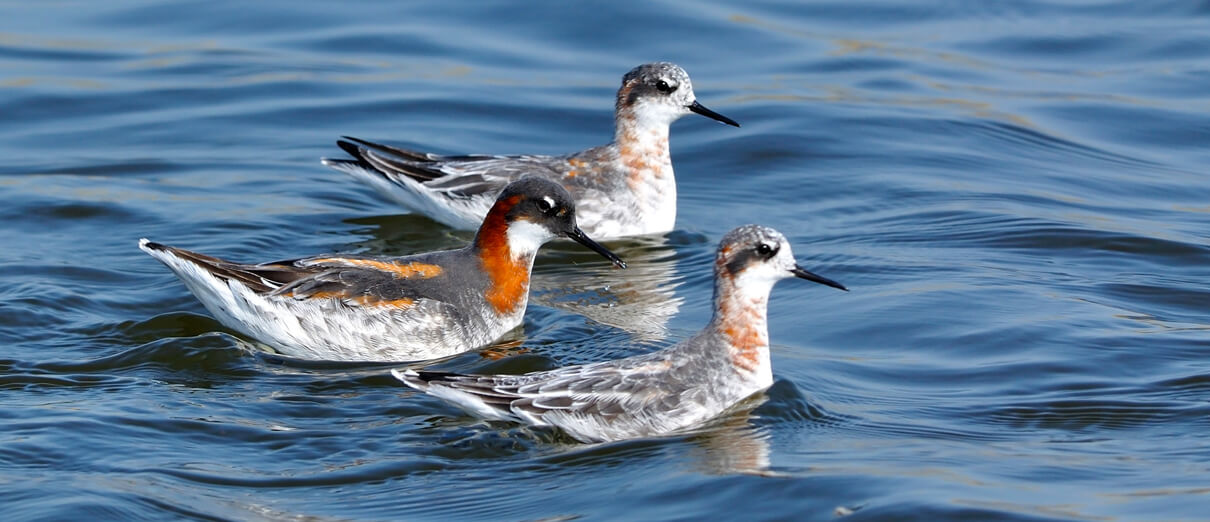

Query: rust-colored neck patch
(713, 275), (770, 374)
(474, 195), (530, 314)
(615, 115), (672, 192)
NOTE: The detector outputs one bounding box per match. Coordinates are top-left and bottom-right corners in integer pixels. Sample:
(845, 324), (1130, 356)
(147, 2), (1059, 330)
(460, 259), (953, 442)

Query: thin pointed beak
(688, 100), (740, 127)
(566, 227), (627, 269)
(791, 265), (847, 291)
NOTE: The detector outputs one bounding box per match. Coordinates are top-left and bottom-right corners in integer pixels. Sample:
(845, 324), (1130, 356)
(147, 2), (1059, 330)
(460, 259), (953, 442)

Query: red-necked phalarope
(140, 178), (625, 362)
(322, 62), (739, 240)
(393, 225), (846, 442)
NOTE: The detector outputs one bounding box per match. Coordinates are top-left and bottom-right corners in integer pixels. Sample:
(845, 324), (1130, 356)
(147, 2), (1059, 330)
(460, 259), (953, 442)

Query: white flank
(140, 239), (509, 361)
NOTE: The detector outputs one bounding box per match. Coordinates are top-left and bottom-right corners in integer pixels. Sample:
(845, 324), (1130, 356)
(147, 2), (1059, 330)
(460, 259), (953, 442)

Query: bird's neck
(708, 274), (775, 383)
(473, 198), (538, 315)
(614, 109), (672, 162)
(613, 109), (676, 230)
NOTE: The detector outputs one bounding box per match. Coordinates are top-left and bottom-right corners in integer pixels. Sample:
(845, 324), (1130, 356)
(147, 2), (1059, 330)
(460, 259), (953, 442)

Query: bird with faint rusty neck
(323, 62), (739, 240)
(139, 178), (626, 362)
(393, 225), (846, 442)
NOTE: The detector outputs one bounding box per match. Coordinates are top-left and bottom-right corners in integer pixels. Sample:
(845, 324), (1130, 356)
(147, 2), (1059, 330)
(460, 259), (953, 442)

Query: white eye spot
(540, 196), (556, 212)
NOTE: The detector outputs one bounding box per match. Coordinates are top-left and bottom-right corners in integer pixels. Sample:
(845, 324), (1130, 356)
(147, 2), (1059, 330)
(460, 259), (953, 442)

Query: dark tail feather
(334, 140), (375, 169)
(341, 136), (434, 162)
(145, 241), (279, 294)
(334, 137), (446, 182)
(142, 240), (168, 252)
(414, 370), (464, 383)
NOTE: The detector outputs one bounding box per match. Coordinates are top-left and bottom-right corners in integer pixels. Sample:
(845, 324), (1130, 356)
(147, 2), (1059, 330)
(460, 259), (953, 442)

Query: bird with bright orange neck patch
(139, 177), (624, 362)
(395, 225), (846, 443)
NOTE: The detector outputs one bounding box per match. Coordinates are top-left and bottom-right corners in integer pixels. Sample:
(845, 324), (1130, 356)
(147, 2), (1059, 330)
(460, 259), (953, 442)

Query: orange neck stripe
(475, 195), (530, 314)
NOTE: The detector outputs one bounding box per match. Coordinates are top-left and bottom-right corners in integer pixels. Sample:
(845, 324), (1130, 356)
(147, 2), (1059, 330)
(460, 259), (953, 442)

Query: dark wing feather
(416, 356), (676, 421)
(152, 244), (446, 306)
(337, 138), (446, 182)
(333, 136), (566, 198)
(342, 135), (510, 164)
(265, 255), (456, 306)
(144, 242), (307, 293)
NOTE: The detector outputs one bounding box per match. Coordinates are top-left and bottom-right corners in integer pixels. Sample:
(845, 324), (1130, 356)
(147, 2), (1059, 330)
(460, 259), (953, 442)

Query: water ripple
(5, 0), (1210, 519)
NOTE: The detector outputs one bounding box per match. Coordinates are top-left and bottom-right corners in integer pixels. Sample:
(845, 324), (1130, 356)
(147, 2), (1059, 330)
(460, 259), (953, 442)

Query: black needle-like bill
(791, 265), (847, 291)
(688, 101), (740, 127)
(566, 228), (627, 269)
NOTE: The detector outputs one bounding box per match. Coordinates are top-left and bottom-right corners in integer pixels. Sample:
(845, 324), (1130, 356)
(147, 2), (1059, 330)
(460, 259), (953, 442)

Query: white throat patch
(506, 220), (554, 258)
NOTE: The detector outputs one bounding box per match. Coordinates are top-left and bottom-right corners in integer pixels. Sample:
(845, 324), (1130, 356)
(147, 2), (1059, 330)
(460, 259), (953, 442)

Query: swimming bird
(393, 225), (846, 442)
(140, 178), (625, 362)
(323, 62), (740, 240)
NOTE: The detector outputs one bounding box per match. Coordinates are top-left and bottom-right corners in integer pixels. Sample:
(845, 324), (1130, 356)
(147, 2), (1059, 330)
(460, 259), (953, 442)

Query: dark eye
(755, 243), (776, 257)
(655, 80), (676, 93)
(536, 198), (553, 213)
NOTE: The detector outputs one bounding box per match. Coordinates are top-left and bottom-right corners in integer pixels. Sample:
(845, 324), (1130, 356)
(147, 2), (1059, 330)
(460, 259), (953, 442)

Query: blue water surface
(3, 1), (1210, 520)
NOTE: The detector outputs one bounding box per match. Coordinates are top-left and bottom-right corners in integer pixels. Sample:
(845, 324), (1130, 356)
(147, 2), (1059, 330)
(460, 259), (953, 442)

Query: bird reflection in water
(683, 393), (774, 476)
(528, 234), (684, 343)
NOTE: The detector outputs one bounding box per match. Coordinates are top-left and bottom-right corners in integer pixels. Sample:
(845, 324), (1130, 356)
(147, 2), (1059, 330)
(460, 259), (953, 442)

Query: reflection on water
(8, 0), (1210, 518)
(685, 394), (773, 476)
(531, 235), (684, 343)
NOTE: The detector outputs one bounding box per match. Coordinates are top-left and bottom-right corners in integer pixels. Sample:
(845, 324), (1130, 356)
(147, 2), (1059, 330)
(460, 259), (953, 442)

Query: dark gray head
(715, 225), (845, 292)
(476, 177), (625, 268)
(615, 62), (739, 127)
